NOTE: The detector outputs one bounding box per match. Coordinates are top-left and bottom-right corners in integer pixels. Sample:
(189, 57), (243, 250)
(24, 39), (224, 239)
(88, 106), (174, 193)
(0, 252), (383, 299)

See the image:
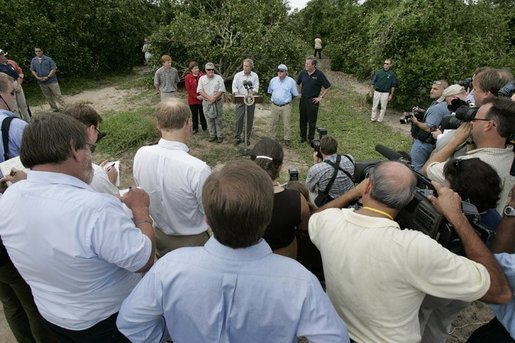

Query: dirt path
(0, 65), (491, 343)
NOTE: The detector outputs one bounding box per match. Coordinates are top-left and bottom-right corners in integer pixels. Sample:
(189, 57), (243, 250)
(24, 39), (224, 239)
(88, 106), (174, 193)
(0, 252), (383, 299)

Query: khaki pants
(269, 103), (292, 141)
(154, 227), (210, 258)
(12, 82), (30, 121)
(160, 91), (177, 100)
(39, 82), (65, 111)
(371, 90), (389, 122)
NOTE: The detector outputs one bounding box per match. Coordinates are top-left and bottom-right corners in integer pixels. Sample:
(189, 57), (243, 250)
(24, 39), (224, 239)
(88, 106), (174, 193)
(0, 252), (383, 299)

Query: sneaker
(208, 136), (216, 142)
(233, 138), (242, 146)
(217, 138), (224, 143)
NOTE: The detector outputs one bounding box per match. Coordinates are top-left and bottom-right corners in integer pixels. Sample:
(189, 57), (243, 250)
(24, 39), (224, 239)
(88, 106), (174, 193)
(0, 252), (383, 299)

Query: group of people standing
(153, 54), (332, 147)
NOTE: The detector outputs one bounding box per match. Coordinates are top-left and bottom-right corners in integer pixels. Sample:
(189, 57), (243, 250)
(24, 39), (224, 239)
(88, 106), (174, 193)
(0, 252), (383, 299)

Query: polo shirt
(296, 69), (331, 98)
(309, 208), (490, 343)
(372, 68), (397, 92)
(117, 237), (350, 342)
(197, 74), (226, 96)
(0, 171), (152, 330)
(154, 67), (179, 93)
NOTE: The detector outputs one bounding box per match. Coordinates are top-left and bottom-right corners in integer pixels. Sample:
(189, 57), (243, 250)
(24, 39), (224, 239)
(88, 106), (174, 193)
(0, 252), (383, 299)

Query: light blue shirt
(117, 237), (349, 343)
(30, 55), (58, 84)
(491, 253), (515, 339)
(0, 171), (152, 330)
(0, 109), (27, 166)
(268, 75), (298, 106)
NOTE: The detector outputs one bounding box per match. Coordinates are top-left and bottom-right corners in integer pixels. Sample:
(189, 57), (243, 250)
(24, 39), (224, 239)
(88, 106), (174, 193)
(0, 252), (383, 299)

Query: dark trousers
(189, 104), (207, 131)
(299, 97), (319, 141)
(44, 313), (129, 343)
(314, 49), (322, 59)
(467, 317), (513, 343)
(234, 103), (255, 140)
(0, 259), (58, 343)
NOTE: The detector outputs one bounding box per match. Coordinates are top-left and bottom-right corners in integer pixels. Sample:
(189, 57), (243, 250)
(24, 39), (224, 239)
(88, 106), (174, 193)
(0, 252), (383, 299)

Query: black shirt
(296, 69), (331, 98)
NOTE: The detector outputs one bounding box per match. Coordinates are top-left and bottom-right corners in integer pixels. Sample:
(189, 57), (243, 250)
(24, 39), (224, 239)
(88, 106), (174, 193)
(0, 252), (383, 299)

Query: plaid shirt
(306, 154), (355, 199)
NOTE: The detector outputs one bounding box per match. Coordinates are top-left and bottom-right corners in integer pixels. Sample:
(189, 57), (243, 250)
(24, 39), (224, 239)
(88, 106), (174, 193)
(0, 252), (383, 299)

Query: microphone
(375, 144), (404, 161)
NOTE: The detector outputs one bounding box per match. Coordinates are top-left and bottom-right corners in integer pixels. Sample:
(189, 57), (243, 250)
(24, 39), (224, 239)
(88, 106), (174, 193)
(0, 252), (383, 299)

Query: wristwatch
(504, 205), (515, 217)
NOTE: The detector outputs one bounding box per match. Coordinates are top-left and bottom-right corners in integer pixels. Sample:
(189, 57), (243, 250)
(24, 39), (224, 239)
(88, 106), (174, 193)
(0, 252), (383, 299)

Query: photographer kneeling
(409, 80), (449, 172)
(306, 135), (354, 207)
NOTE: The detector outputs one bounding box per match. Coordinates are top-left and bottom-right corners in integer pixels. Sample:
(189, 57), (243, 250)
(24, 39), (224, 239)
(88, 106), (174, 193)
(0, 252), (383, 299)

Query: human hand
(122, 187), (150, 217)
(388, 94), (393, 102)
(0, 168), (27, 185)
(450, 122), (472, 145)
(431, 129), (442, 140)
(313, 152), (321, 164)
(428, 181), (464, 222)
(312, 97), (322, 104)
(106, 164), (118, 185)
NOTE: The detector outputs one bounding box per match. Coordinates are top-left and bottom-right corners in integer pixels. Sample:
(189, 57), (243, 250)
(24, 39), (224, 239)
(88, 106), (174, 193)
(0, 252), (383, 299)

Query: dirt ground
(0, 65), (495, 342)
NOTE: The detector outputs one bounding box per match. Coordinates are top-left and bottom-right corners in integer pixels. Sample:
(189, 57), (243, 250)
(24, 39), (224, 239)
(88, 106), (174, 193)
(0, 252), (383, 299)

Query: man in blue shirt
(30, 47), (65, 112)
(117, 159), (350, 343)
(409, 80), (449, 172)
(268, 63), (298, 145)
(296, 56), (331, 143)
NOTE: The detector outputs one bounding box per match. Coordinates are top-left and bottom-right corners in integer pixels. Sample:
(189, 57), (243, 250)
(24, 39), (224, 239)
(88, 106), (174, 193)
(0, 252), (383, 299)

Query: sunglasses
(278, 70), (286, 72)
(95, 127), (107, 143)
(206, 69), (214, 71)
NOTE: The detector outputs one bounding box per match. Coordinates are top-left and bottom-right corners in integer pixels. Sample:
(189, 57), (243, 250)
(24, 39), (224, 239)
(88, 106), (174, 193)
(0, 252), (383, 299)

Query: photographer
(409, 80), (449, 171)
(306, 135), (354, 207)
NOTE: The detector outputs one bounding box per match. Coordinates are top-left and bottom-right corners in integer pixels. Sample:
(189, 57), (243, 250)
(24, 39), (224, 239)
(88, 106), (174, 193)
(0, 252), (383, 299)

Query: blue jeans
(410, 139), (434, 172)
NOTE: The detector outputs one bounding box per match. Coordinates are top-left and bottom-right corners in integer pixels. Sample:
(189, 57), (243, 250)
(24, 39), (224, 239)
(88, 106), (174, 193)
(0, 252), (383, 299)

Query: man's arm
(430, 182), (511, 304)
(491, 185), (515, 254)
(421, 123), (472, 176)
(316, 179), (366, 212)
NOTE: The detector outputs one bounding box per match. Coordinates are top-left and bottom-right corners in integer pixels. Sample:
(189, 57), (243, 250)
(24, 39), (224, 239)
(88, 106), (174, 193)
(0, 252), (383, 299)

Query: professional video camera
(498, 80), (515, 98)
(440, 104), (479, 130)
(310, 127), (328, 159)
(353, 144), (493, 255)
(454, 77), (473, 91)
(399, 106), (425, 124)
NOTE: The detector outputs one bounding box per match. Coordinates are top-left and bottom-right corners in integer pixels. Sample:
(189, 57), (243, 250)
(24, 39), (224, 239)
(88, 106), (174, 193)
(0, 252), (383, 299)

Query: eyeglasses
(471, 118), (491, 123)
(95, 127), (107, 143)
(206, 69), (214, 71)
(85, 143), (96, 153)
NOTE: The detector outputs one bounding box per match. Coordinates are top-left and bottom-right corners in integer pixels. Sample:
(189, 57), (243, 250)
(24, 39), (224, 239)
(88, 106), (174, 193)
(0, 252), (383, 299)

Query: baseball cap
(277, 64), (288, 71)
(205, 62), (215, 70)
(0, 49), (7, 56)
(442, 84), (466, 98)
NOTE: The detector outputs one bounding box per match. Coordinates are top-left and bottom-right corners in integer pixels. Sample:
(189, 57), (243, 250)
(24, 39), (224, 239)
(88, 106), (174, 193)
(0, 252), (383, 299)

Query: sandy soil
(0, 65), (494, 342)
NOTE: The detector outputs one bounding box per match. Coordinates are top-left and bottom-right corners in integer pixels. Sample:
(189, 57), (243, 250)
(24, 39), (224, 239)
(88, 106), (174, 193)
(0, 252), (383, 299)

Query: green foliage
(0, 0), (159, 78)
(297, 0), (515, 109)
(150, 0), (305, 92)
(97, 109), (159, 155)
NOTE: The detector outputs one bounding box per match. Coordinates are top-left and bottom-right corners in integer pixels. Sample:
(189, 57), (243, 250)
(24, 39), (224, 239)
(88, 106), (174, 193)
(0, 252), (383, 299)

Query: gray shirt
(154, 67), (179, 93)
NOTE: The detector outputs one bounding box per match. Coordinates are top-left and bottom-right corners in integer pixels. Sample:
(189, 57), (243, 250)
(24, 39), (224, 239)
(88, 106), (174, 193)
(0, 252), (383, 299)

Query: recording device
(353, 144), (493, 255)
(288, 168), (299, 181)
(310, 128), (328, 159)
(454, 77), (473, 91)
(440, 103), (479, 131)
(498, 80), (515, 98)
(242, 80), (255, 105)
(243, 80), (253, 91)
(400, 106), (425, 124)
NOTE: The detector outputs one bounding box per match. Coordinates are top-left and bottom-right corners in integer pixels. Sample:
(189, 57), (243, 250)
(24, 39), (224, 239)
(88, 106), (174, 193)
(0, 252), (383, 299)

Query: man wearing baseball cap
(0, 49), (30, 121)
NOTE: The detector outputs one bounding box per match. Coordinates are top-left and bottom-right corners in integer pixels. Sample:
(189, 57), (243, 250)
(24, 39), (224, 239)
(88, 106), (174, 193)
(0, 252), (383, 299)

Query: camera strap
(322, 155), (354, 194)
(1, 116), (15, 161)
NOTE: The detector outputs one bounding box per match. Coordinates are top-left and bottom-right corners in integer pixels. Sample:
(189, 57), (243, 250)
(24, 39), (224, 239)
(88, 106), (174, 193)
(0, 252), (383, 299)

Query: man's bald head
(369, 161), (416, 210)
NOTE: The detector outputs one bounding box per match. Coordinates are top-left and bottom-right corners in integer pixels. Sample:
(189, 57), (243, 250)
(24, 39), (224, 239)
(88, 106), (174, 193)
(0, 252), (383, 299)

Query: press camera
(399, 107), (425, 124)
(310, 127), (328, 159)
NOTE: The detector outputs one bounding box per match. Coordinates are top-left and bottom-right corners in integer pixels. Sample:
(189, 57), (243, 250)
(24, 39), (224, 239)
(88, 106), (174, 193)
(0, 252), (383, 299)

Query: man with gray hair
(198, 62), (226, 143)
(309, 161), (510, 342)
(232, 58), (259, 146)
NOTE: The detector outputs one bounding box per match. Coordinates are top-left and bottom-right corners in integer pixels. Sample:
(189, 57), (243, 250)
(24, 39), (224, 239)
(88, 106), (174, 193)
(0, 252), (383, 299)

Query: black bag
(314, 155), (354, 207)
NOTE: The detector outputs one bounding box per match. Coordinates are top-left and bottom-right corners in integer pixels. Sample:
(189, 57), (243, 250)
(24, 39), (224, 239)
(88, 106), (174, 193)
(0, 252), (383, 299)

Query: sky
(287, 0), (309, 11)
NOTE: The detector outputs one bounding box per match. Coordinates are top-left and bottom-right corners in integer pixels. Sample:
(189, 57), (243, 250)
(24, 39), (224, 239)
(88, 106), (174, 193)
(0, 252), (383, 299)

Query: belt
(272, 102), (291, 107)
(374, 89), (389, 93)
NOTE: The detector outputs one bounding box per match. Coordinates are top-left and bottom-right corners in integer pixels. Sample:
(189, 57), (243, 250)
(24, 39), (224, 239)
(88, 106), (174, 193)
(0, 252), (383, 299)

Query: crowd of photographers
(0, 52), (514, 343)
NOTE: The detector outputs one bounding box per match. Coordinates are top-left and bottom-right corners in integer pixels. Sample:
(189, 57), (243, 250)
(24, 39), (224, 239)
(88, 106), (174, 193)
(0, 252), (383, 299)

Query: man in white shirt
(134, 98), (212, 257)
(232, 58), (259, 146)
(0, 113), (155, 341)
(310, 160), (511, 343)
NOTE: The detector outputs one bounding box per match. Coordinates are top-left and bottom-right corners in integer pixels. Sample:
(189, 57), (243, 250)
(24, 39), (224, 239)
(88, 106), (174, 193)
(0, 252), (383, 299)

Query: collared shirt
(154, 67), (180, 93)
(90, 163), (119, 196)
(371, 68), (397, 92)
(133, 139), (211, 236)
(30, 55), (58, 84)
(0, 171), (151, 330)
(296, 69), (331, 98)
(423, 100), (449, 129)
(309, 208), (490, 343)
(491, 253), (515, 339)
(197, 74), (226, 97)
(117, 237), (350, 342)
(0, 109), (27, 166)
(306, 154), (354, 199)
(232, 70), (259, 95)
(427, 146), (515, 214)
(268, 75), (298, 106)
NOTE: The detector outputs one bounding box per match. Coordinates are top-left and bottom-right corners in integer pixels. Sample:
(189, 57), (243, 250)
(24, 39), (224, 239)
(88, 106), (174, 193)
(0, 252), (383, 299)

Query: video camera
(454, 77), (473, 92)
(310, 128), (328, 159)
(353, 144), (493, 255)
(288, 168), (299, 181)
(440, 104), (479, 130)
(400, 106), (425, 124)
